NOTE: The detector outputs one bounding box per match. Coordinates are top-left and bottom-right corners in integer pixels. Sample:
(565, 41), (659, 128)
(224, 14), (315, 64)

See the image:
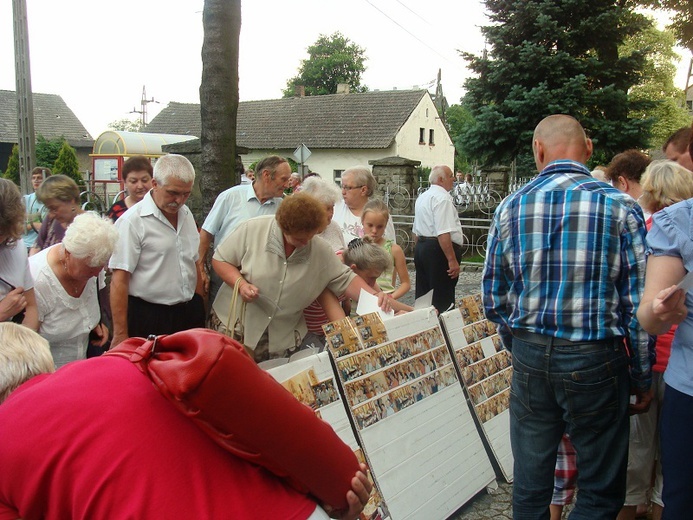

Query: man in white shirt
(412, 165), (465, 313)
(197, 156), (291, 303)
(109, 154), (204, 347)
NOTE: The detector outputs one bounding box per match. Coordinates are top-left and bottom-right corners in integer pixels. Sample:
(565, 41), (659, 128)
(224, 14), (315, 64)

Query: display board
(439, 295), (514, 482)
(325, 308), (496, 520)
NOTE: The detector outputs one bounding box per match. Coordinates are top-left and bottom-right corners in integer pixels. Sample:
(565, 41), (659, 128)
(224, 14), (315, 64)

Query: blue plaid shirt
(482, 160), (651, 390)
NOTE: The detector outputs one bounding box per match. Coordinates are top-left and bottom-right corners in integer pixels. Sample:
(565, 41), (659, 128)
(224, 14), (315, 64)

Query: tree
(638, 1), (693, 51)
(283, 32), (368, 97)
(108, 118), (144, 132)
(199, 0), (241, 218)
(461, 0), (654, 173)
(623, 23), (692, 147)
(445, 104), (476, 173)
(36, 135), (64, 169)
(53, 141), (83, 186)
(2, 145), (20, 185)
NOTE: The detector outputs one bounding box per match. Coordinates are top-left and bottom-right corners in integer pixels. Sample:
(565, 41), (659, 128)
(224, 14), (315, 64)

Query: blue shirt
(482, 160), (651, 390)
(201, 184), (282, 247)
(647, 199), (693, 396)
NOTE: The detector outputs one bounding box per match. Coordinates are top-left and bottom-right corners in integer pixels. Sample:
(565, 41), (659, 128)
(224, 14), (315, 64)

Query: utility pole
(13, 0), (36, 195)
(130, 85), (158, 128)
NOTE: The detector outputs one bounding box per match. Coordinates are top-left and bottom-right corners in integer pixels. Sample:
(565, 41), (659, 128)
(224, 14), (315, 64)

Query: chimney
(336, 83), (350, 94)
(295, 85), (305, 97)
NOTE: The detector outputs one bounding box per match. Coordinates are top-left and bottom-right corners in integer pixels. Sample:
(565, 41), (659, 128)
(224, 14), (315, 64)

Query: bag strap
(225, 280), (246, 335)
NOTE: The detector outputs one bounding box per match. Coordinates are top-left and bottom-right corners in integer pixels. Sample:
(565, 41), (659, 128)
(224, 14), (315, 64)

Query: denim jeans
(509, 335), (630, 520)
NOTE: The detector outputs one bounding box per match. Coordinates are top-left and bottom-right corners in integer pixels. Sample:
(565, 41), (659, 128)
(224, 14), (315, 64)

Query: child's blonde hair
(361, 199), (390, 222)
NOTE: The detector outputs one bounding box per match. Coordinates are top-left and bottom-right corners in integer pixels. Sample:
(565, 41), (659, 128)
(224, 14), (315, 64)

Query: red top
(0, 357), (316, 520)
(646, 214), (674, 373)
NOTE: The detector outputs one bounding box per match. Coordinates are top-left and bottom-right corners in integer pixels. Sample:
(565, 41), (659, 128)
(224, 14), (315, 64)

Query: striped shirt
(482, 160), (651, 390)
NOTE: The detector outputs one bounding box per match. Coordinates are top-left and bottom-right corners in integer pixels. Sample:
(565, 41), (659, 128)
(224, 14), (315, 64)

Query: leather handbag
(105, 328), (359, 511)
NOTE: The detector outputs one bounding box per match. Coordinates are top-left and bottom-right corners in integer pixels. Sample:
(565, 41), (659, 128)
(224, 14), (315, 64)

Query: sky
(0, 1), (690, 138)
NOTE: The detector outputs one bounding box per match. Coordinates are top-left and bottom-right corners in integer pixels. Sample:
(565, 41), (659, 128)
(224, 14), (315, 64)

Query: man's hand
(322, 463), (373, 520)
(447, 258), (460, 279)
(629, 387), (654, 415)
(0, 287), (27, 321)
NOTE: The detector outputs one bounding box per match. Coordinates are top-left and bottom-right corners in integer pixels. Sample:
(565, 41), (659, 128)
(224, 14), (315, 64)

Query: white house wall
(395, 96), (455, 169)
(243, 147), (398, 183)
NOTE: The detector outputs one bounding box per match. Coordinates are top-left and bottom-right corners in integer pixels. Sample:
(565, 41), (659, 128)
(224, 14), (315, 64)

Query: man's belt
(512, 329), (616, 347)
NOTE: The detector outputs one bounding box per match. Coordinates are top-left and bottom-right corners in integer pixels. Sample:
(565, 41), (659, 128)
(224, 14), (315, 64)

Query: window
(419, 128), (425, 144)
(334, 170), (344, 185)
(429, 129), (435, 145)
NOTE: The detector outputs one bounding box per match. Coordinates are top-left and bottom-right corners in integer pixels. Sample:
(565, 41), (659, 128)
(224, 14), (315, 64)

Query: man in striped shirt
(482, 114), (652, 519)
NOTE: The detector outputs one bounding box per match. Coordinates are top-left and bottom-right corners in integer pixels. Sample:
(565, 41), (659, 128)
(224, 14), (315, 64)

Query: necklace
(61, 255), (83, 297)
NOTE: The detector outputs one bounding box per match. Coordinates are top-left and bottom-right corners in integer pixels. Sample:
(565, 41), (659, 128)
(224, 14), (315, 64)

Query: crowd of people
(2, 115), (693, 518)
(484, 117), (693, 520)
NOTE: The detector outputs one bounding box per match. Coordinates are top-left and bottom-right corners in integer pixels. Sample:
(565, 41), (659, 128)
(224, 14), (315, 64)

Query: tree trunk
(199, 0), (241, 218)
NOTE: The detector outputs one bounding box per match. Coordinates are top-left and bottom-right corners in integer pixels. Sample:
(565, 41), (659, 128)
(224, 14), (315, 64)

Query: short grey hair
(153, 154), (196, 185)
(62, 212), (119, 267)
(429, 166), (449, 184)
(343, 166), (377, 197)
(0, 323), (54, 404)
(300, 176), (341, 207)
(342, 237), (392, 274)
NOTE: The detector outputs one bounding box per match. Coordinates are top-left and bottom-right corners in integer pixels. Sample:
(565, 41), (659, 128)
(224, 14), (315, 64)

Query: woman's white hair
(300, 176), (341, 207)
(153, 154), (196, 185)
(62, 212), (119, 267)
(0, 323), (54, 404)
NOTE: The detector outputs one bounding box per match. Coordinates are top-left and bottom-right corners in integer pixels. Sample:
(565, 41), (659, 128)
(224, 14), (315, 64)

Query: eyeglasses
(341, 185), (364, 191)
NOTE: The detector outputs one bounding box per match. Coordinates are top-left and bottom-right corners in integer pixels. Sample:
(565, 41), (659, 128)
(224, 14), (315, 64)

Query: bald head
(429, 165), (454, 191)
(532, 115), (593, 172)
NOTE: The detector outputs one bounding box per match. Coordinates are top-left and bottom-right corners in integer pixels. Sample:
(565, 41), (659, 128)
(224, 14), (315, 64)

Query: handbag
(105, 329), (359, 512)
(225, 279), (246, 343)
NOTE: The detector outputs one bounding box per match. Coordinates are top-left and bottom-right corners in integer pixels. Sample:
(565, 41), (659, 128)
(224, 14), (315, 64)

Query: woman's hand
(321, 463), (372, 520)
(90, 322), (110, 348)
(652, 285), (688, 325)
(0, 287), (27, 321)
(238, 281), (260, 303)
(375, 291), (393, 313)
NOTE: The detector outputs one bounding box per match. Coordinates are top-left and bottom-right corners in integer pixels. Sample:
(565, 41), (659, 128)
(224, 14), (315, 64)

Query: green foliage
(36, 135), (64, 171)
(283, 32), (368, 97)
(2, 145), (20, 185)
(445, 104), (476, 173)
(108, 118), (144, 132)
(53, 141), (83, 186)
(461, 0), (654, 173)
(622, 23), (692, 148)
(638, 0), (693, 51)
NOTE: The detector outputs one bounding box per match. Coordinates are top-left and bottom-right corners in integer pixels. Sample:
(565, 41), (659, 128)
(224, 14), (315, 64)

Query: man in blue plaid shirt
(483, 115), (652, 519)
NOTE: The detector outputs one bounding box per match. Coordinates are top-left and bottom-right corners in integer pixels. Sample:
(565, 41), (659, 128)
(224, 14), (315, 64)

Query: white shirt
(332, 200), (396, 246)
(0, 242), (33, 302)
(109, 191), (199, 305)
(412, 185), (465, 246)
(202, 183), (283, 247)
(29, 245), (104, 368)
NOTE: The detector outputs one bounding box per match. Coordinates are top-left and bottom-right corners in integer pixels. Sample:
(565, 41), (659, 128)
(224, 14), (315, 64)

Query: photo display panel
(326, 309), (495, 520)
(440, 294), (514, 482)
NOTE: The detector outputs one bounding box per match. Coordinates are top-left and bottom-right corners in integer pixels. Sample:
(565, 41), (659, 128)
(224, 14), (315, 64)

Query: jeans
(660, 384), (693, 519)
(509, 335), (630, 520)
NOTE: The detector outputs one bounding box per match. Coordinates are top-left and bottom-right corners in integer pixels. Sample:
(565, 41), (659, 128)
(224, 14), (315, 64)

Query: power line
(363, 0), (451, 63)
(393, 0), (434, 28)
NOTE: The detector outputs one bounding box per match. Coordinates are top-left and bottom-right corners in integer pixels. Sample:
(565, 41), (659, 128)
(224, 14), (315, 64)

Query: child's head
(361, 199), (390, 241)
(343, 238), (392, 288)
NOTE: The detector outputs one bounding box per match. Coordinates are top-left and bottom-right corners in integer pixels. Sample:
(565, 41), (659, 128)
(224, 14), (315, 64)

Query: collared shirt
(482, 160), (651, 390)
(647, 199), (693, 396)
(23, 193), (44, 248)
(109, 191), (199, 305)
(212, 216), (355, 353)
(202, 183), (282, 247)
(412, 185), (465, 246)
